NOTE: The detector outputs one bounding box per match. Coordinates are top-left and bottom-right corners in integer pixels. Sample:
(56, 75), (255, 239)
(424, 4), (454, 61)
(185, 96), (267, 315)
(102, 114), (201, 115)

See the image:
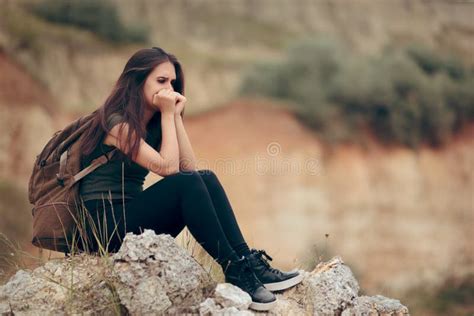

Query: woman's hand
(174, 93), (186, 117)
(152, 89), (178, 114)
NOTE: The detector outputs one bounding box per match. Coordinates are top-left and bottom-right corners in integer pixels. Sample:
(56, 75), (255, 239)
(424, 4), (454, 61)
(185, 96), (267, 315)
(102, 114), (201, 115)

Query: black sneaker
(247, 249), (304, 292)
(223, 256), (277, 311)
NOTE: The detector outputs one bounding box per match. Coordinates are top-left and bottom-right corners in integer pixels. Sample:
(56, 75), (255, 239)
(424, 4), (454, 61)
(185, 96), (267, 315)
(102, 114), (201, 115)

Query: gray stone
(112, 230), (216, 314)
(200, 284), (253, 315)
(214, 283), (252, 309)
(341, 295), (410, 316)
(217, 306), (254, 315)
(0, 256), (120, 315)
(200, 298), (220, 315)
(199, 297), (255, 315)
(0, 230), (215, 315)
(304, 256), (360, 315)
(114, 273), (171, 315)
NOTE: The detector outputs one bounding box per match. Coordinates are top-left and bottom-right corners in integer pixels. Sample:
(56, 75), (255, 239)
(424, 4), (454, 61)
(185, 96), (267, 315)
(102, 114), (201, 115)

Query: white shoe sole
(264, 272), (304, 291)
(249, 299), (277, 311)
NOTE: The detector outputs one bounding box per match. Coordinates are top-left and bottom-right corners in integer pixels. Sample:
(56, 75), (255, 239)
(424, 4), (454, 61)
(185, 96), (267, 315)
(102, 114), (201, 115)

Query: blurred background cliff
(0, 0), (472, 314)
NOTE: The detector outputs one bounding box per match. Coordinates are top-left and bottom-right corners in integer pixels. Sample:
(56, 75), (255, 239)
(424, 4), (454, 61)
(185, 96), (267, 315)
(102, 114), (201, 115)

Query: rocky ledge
(0, 230), (409, 315)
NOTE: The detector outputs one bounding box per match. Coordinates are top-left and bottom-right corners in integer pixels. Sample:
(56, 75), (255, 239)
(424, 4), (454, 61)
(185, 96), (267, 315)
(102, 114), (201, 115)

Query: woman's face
(143, 61), (177, 109)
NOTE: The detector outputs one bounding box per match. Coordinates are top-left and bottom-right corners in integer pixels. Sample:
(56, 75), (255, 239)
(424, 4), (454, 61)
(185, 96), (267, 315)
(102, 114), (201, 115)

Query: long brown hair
(80, 47), (185, 163)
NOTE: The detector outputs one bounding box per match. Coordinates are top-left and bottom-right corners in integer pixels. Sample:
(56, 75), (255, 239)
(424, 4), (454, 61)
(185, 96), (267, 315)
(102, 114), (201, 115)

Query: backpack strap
(56, 149), (70, 186)
(70, 149), (118, 186)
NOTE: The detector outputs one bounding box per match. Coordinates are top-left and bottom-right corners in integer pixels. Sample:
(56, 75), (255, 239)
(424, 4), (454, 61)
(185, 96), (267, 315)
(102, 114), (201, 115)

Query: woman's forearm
(159, 113), (180, 170)
(175, 115), (197, 171)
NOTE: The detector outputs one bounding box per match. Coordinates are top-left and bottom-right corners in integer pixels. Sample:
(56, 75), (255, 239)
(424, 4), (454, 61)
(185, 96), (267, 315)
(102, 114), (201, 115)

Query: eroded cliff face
(0, 52), (59, 188)
(0, 230), (409, 315)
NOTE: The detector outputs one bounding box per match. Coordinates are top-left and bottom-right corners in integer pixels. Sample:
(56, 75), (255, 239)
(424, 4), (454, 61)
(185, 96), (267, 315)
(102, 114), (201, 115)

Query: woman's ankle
(234, 242), (251, 257)
(218, 252), (241, 271)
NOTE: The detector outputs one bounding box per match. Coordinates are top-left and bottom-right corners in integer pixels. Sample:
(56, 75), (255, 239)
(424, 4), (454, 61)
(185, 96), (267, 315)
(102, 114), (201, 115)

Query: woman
(77, 47), (302, 311)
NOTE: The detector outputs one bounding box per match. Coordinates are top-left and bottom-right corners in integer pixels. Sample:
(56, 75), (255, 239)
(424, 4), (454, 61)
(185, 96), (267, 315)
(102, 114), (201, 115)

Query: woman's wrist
(161, 111), (175, 119)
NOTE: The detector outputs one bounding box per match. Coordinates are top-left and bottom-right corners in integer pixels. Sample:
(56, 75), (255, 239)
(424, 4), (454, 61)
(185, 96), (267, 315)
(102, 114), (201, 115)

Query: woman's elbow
(163, 159), (181, 176)
(149, 159), (180, 177)
(179, 158), (197, 172)
(162, 167), (180, 176)
(151, 167), (179, 177)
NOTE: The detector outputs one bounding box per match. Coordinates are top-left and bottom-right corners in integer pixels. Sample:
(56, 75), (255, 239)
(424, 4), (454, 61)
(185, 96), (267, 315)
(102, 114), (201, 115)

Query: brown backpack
(28, 110), (117, 253)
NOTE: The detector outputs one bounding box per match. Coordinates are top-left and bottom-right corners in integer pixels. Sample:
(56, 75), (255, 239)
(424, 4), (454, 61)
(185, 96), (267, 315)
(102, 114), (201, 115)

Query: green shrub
(239, 38), (474, 147)
(406, 45), (466, 80)
(29, 0), (148, 43)
(402, 274), (474, 315)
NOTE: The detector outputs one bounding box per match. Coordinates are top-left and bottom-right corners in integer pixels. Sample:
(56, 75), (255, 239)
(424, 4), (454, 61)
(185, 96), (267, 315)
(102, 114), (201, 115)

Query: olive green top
(79, 113), (161, 202)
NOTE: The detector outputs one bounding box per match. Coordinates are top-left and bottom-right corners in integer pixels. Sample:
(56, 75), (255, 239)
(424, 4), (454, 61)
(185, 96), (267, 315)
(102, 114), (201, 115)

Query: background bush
(240, 38), (474, 147)
(30, 0), (148, 44)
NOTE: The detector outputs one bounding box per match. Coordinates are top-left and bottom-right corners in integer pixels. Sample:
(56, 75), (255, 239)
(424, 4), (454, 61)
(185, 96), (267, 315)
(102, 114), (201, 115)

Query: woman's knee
(167, 169), (215, 179)
(167, 169), (206, 188)
(197, 169), (219, 185)
(165, 169), (219, 188)
(167, 169), (201, 177)
(197, 169), (217, 179)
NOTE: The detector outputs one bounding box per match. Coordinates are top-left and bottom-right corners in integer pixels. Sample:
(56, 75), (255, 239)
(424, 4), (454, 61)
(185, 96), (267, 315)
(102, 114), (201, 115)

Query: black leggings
(79, 169), (245, 265)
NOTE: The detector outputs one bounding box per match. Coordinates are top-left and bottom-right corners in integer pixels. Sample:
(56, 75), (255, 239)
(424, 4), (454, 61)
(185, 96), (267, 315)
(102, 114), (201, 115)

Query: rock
(199, 284), (252, 315)
(199, 297), (254, 315)
(114, 274), (171, 315)
(304, 256), (360, 315)
(0, 269), (61, 315)
(200, 297), (220, 315)
(269, 282), (308, 315)
(218, 306), (254, 315)
(112, 230), (216, 314)
(341, 295), (410, 316)
(0, 230), (215, 315)
(213, 283), (252, 310)
(199, 298), (254, 315)
(0, 256), (118, 315)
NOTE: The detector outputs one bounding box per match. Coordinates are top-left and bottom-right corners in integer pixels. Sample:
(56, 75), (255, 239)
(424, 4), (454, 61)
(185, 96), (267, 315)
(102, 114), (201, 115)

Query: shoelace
(254, 249), (283, 276)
